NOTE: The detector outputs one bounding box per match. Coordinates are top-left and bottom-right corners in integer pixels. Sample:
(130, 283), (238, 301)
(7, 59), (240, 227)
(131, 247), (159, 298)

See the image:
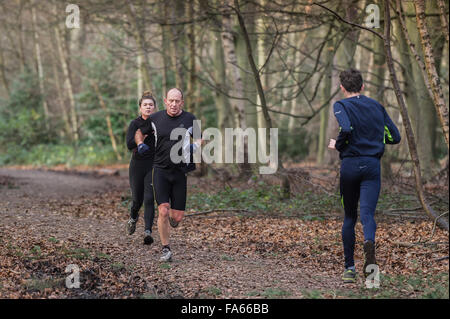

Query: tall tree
(221, 0), (252, 176)
(169, 0), (186, 90)
(126, 0), (154, 94)
(414, 0), (449, 149)
(317, 30), (336, 165)
(0, 44), (10, 98)
(53, 3), (79, 143)
(185, 0), (197, 114)
(234, 0), (290, 198)
(31, 2), (50, 130)
(383, 1), (448, 230)
(91, 81), (122, 161)
(160, 0), (171, 94)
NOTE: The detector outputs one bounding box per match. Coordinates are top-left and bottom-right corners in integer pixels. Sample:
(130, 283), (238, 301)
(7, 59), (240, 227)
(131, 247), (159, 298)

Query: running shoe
(143, 230), (154, 245)
(169, 216), (179, 228)
(363, 240), (377, 278)
(160, 247), (173, 262)
(127, 218), (137, 235)
(342, 269), (357, 283)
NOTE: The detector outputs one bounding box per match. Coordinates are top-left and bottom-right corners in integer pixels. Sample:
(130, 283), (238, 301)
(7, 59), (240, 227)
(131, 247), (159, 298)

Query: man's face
(164, 89), (184, 117)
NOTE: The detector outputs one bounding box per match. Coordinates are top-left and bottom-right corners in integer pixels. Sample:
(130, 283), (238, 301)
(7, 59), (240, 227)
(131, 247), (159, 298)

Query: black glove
(137, 143), (150, 155)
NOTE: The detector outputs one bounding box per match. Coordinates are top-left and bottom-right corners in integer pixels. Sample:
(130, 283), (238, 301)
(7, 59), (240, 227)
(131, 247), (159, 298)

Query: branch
(312, 2), (384, 40)
(185, 208), (254, 217)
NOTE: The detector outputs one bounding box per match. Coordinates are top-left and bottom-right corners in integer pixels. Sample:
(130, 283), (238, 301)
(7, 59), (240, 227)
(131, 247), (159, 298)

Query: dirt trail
(1, 167), (448, 299)
(0, 167), (346, 298)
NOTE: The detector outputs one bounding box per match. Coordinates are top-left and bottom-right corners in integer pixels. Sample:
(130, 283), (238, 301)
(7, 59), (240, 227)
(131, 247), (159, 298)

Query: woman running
(125, 91), (157, 245)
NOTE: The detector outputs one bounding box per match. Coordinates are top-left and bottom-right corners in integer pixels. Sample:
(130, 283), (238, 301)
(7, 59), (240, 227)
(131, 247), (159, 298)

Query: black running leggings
(129, 158), (155, 232)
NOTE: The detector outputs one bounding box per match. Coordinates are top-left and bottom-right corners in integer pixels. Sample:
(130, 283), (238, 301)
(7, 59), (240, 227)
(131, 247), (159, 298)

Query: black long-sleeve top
(126, 116), (155, 161)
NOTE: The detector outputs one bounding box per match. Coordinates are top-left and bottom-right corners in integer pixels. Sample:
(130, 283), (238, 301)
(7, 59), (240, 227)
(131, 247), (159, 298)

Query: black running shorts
(153, 166), (187, 211)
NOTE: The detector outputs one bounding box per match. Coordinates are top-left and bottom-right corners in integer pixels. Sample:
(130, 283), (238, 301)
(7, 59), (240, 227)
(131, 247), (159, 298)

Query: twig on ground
(412, 248), (449, 255)
(383, 201), (438, 213)
(185, 208), (253, 217)
(393, 241), (449, 248)
(434, 256), (449, 262)
(430, 211), (449, 240)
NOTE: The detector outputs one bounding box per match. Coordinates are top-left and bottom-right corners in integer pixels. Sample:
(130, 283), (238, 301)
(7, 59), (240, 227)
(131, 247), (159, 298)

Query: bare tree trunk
(373, 21), (396, 178)
(213, 23), (233, 133)
(205, 0), (233, 136)
(317, 32), (335, 165)
(160, 1), (171, 95)
(51, 57), (71, 138)
(91, 82), (122, 161)
(414, 0), (449, 149)
(437, 0), (449, 44)
(169, 0), (186, 90)
(234, 0), (290, 198)
(236, 1), (257, 131)
(186, 0), (197, 113)
(31, 3), (49, 131)
(126, 0), (154, 93)
(256, 0), (268, 155)
(0, 46), (10, 98)
(287, 31), (306, 149)
(394, 0), (434, 103)
(54, 3), (79, 143)
(384, 1), (448, 231)
(137, 54), (143, 102)
(221, 1), (252, 176)
(16, 0), (27, 72)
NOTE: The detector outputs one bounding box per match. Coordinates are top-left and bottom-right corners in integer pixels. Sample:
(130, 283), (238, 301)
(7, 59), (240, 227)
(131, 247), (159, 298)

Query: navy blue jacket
(333, 95), (401, 159)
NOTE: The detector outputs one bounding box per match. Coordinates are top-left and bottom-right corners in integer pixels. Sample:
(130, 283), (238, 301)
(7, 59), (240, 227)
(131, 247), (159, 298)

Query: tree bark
(186, 0), (197, 114)
(211, 10), (233, 134)
(54, 3), (79, 143)
(221, 0), (252, 176)
(383, 1), (448, 231)
(234, 0), (290, 198)
(160, 1), (171, 95)
(236, 1), (257, 131)
(255, 0), (268, 155)
(126, 0), (154, 93)
(414, 0), (449, 149)
(317, 32), (335, 165)
(0, 46), (10, 98)
(31, 2), (50, 131)
(91, 81), (122, 161)
(51, 56), (71, 139)
(169, 0), (186, 90)
(437, 0), (449, 44)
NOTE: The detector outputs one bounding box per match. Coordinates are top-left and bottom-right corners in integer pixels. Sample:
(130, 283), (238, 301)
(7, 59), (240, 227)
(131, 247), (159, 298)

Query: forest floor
(0, 164), (448, 299)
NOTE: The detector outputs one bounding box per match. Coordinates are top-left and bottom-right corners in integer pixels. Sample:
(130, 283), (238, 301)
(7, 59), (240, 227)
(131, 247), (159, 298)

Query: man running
(328, 69), (401, 283)
(135, 88), (201, 262)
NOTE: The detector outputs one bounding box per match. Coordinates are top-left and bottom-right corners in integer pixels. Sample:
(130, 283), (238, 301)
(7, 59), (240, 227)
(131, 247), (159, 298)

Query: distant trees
(0, 0), (447, 186)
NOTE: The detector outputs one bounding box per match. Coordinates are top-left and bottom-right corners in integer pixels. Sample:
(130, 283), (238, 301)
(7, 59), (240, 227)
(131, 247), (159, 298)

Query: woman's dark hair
(139, 90), (157, 110)
(339, 69), (363, 93)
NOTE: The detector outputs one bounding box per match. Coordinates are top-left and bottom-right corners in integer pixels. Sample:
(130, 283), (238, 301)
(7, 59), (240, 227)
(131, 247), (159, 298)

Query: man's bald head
(164, 88), (184, 117)
(166, 88), (184, 100)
